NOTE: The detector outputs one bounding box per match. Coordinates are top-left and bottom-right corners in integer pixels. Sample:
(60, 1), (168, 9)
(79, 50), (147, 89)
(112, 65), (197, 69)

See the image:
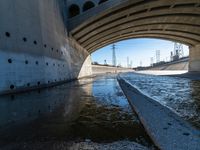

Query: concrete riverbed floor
(1, 140), (150, 150)
(0, 74), (156, 150)
(1, 71), (199, 150)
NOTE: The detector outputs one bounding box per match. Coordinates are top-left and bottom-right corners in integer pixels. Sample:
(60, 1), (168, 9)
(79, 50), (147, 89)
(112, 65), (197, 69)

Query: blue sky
(91, 38), (189, 67)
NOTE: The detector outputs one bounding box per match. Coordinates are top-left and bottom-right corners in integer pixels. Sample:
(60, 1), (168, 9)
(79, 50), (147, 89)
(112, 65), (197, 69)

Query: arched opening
(70, 0), (200, 72)
(69, 4), (80, 18)
(99, 0), (108, 5)
(83, 1), (95, 12)
(91, 38), (189, 69)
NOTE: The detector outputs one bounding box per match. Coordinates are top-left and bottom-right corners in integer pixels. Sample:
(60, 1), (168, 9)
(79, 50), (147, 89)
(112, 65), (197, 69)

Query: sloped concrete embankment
(148, 58), (189, 71)
(117, 76), (200, 150)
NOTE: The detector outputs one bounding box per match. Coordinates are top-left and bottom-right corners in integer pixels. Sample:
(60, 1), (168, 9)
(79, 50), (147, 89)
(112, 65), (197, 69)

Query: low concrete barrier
(92, 65), (133, 75)
(117, 76), (200, 150)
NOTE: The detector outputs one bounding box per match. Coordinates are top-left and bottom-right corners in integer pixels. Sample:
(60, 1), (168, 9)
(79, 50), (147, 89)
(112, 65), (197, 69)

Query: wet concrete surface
(0, 74), (156, 150)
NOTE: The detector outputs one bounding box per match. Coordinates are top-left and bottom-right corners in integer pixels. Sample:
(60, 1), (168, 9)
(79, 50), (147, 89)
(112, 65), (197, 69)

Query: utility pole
(127, 57), (129, 68)
(112, 44), (116, 66)
(130, 60), (133, 68)
(170, 51), (173, 61)
(140, 61), (142, 67)
(156, 50), (160, 63)
(173, 42), (184, 60)
(104, 59), (107, 65)
(150, 57), (154, 66)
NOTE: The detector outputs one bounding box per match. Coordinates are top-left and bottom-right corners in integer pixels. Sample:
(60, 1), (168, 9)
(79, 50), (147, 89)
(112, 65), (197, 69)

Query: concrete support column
(189, 44), (200, 72)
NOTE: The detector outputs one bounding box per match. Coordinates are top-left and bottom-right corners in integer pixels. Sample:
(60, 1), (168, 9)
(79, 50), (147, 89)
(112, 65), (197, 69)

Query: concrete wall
(92, 65), (133, 75)
(148, 59), (189, 71)
(189, 44), (200, 72)
(0, 0), (92, 94)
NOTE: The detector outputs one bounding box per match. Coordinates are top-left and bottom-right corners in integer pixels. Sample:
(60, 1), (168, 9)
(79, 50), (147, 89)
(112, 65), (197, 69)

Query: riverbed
(0, 74), (155, 150)
(120, 72), (200, 129)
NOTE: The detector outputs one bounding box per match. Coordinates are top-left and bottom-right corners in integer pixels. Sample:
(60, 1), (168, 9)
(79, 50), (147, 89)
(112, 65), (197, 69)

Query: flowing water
(120, 72), (200, 129)
(0, 74), (155, 149)
(1, 72), (197, 149)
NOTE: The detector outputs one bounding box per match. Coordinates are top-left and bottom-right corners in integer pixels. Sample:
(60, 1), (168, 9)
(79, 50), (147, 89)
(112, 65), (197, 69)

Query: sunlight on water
(121, 72), (200, 129)
(0, 75), (155, 149)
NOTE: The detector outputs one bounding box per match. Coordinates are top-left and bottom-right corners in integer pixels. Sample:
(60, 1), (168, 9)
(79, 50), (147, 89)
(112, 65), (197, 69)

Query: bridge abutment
(189, 44), (200, 72)
(0, 0), (92, 95)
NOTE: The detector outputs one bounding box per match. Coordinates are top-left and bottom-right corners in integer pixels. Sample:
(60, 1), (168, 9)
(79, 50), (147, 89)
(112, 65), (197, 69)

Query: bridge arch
(68, 0), (200, 72)
(69, 0), (200, 53)
(99, 0), (109, 5)
(83, 1), (95, 12)
(68, 4), (80, 18)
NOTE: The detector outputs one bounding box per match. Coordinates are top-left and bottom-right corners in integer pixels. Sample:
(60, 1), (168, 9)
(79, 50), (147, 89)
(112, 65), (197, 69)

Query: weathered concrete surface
(78, 55), (92, 78)
(0, 0), (92, 94)
(118, 77), (200, 150)
(147, 58), (189, 71)
(92, 65), (133, 75)
(189, 44), (200, 72)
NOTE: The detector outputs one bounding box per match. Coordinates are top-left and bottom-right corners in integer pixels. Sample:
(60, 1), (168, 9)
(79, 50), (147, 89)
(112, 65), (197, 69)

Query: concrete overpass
(68, 0), (200, 70)
(0, 0), (200, 94)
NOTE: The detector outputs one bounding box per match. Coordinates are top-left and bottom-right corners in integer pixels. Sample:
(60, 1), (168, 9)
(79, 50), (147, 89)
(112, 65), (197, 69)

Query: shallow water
(120, 72), (200, 129)
(0, 74), (155, 149)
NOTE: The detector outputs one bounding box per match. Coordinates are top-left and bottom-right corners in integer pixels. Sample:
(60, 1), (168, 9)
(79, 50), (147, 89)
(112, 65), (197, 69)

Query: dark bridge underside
(69, 0), (200, 53)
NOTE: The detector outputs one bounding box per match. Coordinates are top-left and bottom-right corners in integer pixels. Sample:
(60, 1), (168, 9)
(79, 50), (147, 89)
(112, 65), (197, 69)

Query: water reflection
(121, 72), (200, 129)
(0, 75), (154, 149)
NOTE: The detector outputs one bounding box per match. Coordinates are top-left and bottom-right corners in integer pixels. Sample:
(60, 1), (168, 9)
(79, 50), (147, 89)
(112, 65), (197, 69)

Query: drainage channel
(118, 75), (200, 150)
(0, 74), (156, 150)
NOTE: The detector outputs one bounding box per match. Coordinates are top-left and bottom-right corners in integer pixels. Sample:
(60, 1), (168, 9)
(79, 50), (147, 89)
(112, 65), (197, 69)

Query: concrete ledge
(0, 75), (96, 96)
(0, 79), (75, 96)
(117, 76), (200, 150)
(92, 65), (133, 75)
(167, 72), (200, 80)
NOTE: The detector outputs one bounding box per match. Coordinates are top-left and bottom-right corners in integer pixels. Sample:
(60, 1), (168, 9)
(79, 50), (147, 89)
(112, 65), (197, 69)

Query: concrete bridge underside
(68, 0), (200, 72)
(0, 0), (200, 94)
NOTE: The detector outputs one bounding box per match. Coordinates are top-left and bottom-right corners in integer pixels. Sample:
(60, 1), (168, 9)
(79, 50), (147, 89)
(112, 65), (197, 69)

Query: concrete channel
(118, 76), (200, 150)
(0, 74), (155, 150)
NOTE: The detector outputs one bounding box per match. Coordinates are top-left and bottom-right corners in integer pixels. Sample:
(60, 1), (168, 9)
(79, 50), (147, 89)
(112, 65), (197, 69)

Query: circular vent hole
(23, 37), (27, 42)
(8, 59), (12, 63)
(5, 32), (10, 37)
(10, 85), (15, 90)
(33, 41), (37, 45)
